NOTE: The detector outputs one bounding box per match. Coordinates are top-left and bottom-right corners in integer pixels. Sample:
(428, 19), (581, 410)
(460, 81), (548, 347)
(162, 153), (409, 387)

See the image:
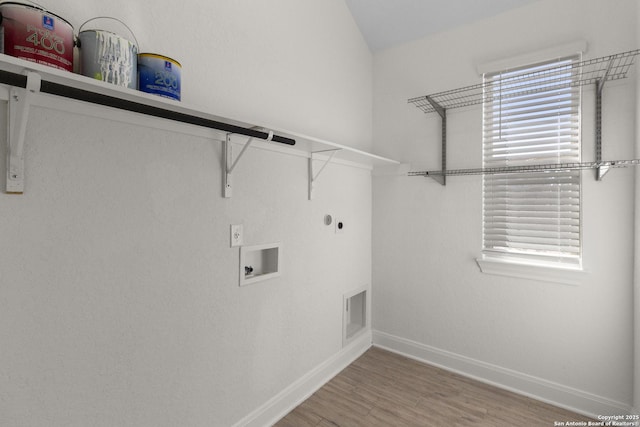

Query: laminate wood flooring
(274, 346), (593, 427)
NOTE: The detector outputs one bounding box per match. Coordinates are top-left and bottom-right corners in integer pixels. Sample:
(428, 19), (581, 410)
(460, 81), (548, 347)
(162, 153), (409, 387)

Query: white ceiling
(345, 0), (541, 52)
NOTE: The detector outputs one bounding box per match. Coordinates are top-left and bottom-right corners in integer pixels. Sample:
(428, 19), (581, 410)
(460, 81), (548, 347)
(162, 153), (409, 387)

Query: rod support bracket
(223, 130), (273, 198)
(6, 71), (41, 194)
(308, 149), (340, 200)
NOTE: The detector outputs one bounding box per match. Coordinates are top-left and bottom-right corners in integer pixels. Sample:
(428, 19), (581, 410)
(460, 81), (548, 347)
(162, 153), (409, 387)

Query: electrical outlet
(231, 224), (243, 247)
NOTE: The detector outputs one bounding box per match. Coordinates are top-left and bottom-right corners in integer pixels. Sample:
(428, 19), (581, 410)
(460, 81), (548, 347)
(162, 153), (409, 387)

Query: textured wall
(635, 0), (640, 416)
(0, 1), (374, 426)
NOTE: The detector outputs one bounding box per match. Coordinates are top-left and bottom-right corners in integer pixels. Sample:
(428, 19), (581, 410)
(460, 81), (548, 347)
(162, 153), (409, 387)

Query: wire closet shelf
(407, 49), (640, 179)
(407, 159), (640, 177)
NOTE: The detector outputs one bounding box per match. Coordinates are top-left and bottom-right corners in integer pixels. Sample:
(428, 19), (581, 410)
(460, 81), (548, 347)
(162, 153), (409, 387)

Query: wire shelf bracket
(595, 57), (615, 181)
(424, 96), (446, 185)
(407, 49), (640, 182)
(6, 71), (40, 194)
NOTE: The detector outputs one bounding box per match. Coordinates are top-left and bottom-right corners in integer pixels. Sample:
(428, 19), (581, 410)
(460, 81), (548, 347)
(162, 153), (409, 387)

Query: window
(482, 56), (581, 268)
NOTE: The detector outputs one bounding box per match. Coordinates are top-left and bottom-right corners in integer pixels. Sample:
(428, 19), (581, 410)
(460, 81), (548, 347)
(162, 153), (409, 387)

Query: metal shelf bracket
(596, 163), (611, 180)
(425, 95), (446, 185)
(223, 130), (273, 198)
(308, 149), (340, 200)
(595, 58), (614, 181)
(6, 71), (41, 194)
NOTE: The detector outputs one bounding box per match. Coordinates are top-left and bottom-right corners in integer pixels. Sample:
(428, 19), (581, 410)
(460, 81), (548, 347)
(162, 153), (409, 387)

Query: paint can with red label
(0, 1), (74, 71)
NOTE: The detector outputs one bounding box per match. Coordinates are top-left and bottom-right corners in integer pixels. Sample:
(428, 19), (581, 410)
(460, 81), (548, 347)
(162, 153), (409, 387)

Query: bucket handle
(1, 1), (55, 23)
(78, 17), (139, 49)
(9, 0), (50, 12)
(1, 0), (74, 44)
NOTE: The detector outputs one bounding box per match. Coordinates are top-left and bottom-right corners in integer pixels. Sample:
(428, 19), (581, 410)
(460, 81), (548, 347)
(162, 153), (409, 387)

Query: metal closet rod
(408, 159), (640, 177)
(0, 69), (296, 146)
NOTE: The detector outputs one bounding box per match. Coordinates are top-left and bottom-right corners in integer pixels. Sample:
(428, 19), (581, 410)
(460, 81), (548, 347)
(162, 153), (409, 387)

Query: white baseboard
(373, 330), (632, 419)
(232, 331), (372, 427)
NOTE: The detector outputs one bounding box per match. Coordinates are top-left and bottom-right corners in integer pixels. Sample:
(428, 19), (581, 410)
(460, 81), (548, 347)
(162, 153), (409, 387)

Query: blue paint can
(137, 53), (181, 101)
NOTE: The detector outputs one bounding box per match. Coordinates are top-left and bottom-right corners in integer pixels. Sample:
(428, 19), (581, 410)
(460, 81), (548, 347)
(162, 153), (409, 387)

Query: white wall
(635, 0), (640, 416)
(373, 0), (637, 416)
(0, 1), (374, 426)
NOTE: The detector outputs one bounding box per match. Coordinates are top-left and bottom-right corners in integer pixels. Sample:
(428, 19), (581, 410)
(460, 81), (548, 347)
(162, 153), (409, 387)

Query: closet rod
(0, 69), (296, 146)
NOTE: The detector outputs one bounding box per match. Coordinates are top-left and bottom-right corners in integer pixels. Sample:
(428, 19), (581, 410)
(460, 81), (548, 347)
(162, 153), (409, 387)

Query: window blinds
(482, 56), (581, 266)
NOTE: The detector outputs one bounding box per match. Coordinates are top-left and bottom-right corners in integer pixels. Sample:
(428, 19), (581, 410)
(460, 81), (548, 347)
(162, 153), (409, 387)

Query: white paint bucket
(77, 17), (138, 89)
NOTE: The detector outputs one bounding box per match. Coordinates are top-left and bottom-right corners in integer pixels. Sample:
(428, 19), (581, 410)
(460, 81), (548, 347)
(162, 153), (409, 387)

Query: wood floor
(275, 346), (593, 427)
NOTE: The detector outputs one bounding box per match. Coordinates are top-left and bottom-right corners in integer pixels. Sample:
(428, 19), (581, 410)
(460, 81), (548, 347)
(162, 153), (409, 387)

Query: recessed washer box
(239, 243), (281, 286)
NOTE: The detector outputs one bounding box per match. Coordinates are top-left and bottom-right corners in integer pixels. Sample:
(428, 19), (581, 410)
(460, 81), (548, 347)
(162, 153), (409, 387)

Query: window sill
(475, 256), (585, 286)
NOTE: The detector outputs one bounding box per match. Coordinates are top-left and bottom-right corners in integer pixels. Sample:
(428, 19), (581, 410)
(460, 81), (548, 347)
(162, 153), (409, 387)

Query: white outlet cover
(231, 224), (243, 247)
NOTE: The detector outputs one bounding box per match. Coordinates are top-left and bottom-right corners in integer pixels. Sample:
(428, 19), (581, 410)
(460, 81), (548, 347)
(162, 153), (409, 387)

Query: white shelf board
(0, 53), (249, 129)
(266, 127), (400, 167)
(0, 54), (399, 168)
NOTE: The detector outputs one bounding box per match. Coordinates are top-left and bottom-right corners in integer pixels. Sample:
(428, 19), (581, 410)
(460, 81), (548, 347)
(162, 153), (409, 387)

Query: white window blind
(482, 56), (581, 266)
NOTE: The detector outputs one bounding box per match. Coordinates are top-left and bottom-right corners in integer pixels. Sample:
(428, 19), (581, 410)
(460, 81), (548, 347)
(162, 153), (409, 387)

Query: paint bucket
(0, 1), (74, 71)
(137, 53), (181, 101)
(77, 17), (138, 89)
